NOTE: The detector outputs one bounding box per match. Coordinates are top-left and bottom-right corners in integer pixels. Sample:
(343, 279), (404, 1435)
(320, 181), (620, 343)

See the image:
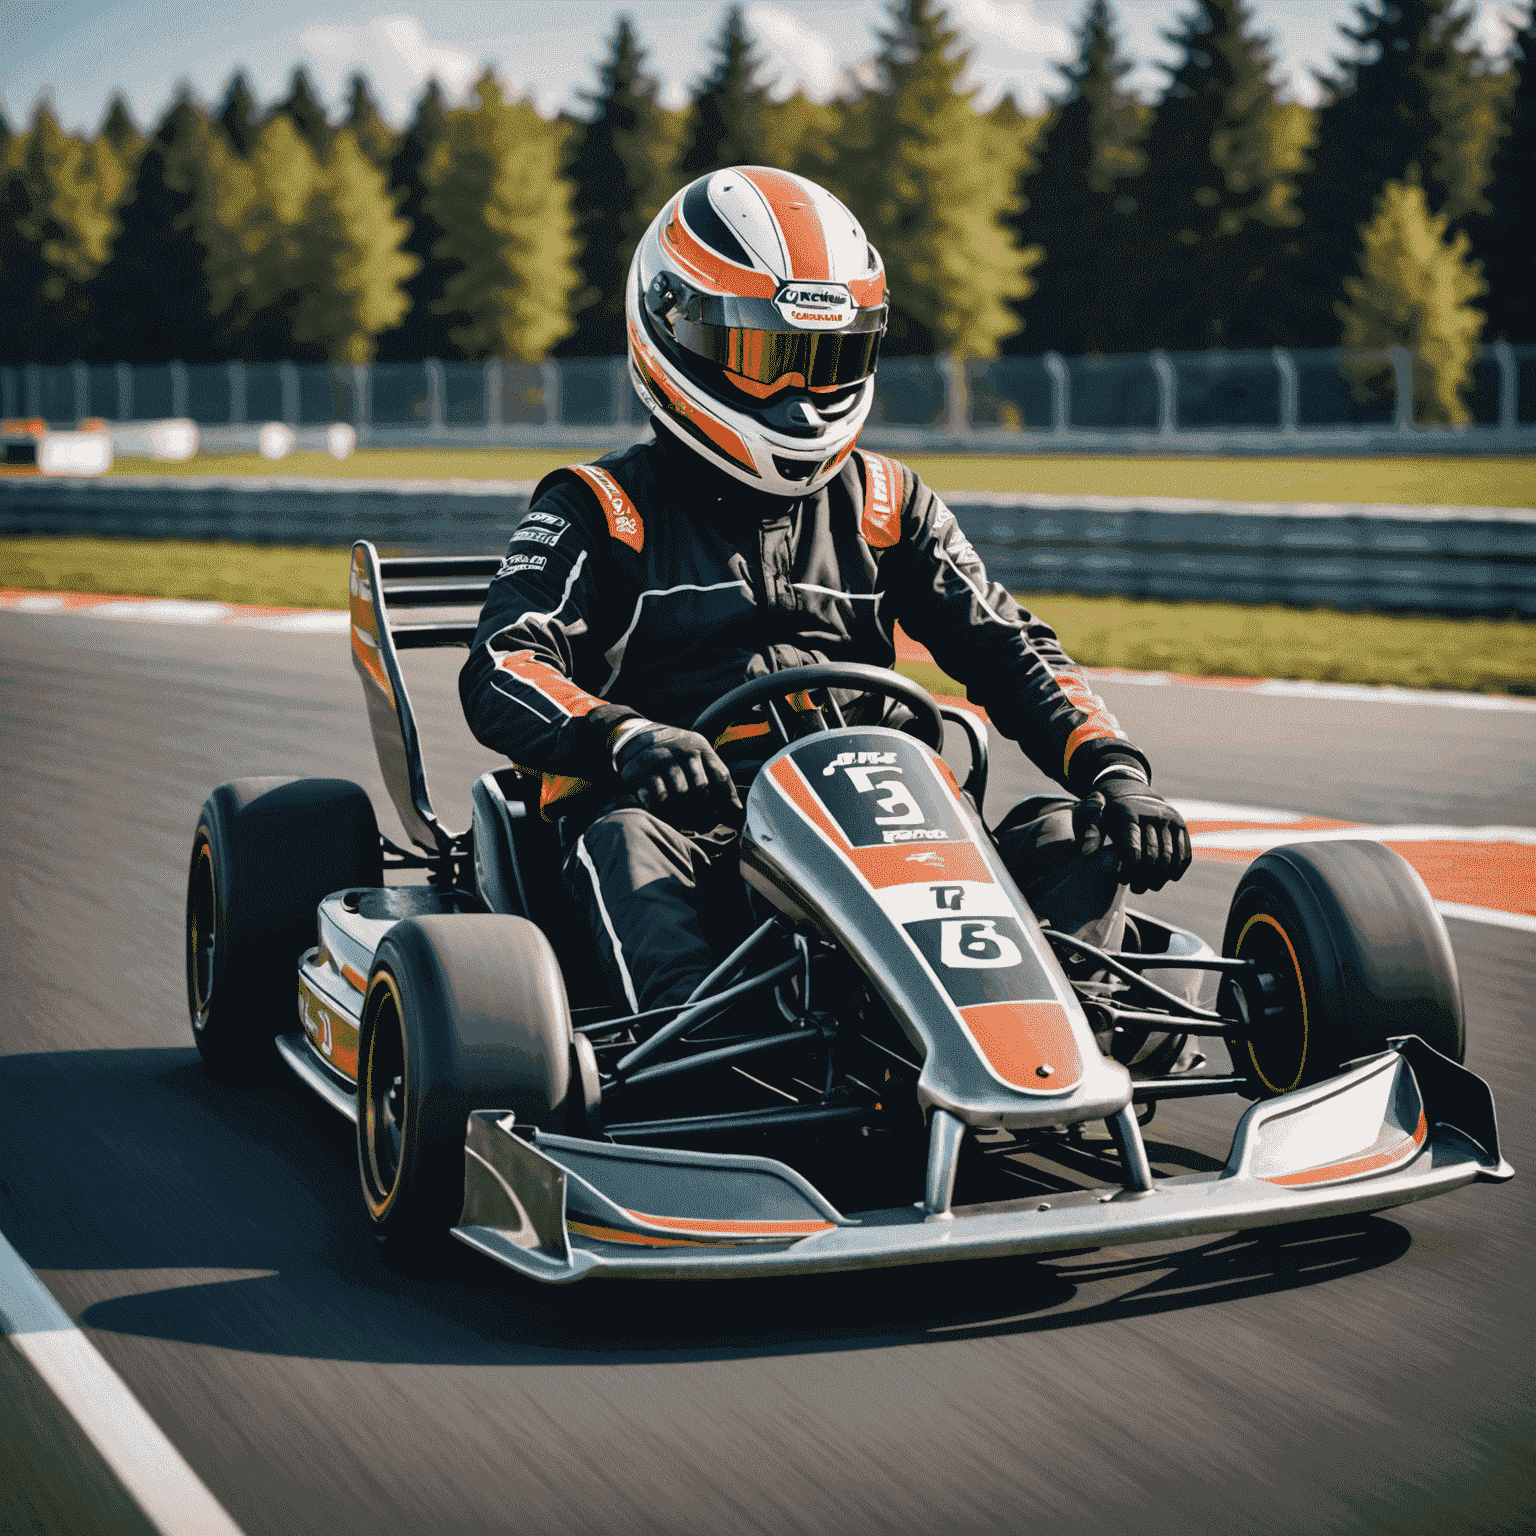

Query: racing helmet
(626, 167), (888, 498)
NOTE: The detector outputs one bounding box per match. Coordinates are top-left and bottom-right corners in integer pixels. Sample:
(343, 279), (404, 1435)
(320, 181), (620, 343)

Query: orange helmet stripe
(663, 201), (776, 297)
(737, 167), (831, 279)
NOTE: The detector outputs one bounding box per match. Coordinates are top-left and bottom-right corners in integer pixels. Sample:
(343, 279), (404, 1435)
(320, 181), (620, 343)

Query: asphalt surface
(1, 609), (1531, 1536)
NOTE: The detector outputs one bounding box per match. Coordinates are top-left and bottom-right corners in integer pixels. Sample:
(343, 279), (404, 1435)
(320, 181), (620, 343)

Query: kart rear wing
(452, 1037), (1512, 1284)
(349, 541), (498, 854)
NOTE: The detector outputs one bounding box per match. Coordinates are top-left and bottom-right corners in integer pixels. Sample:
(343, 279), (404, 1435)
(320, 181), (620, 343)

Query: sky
(2, 0), (1528, 137)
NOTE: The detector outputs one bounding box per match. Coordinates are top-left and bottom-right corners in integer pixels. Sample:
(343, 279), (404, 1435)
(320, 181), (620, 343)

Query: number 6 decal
(940, 919), (1023, 969)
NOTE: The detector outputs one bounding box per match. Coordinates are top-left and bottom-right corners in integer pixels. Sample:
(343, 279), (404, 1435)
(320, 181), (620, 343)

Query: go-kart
(184, 542), (1511, 1282)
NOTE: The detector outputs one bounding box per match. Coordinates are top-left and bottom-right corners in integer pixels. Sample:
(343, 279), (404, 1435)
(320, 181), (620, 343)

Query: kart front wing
(450, 1038), (1511, 1284)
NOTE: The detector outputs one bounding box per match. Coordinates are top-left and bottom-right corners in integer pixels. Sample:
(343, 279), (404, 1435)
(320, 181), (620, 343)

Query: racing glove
(609, 719), (741, 827)
(1073, 768), (1192, 893)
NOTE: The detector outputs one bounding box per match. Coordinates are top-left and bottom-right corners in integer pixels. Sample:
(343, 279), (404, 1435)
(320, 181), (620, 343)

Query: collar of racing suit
(651, 420), (804, 532)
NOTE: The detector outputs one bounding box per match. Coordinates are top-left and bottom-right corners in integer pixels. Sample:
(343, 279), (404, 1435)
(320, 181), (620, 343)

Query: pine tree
(430, 70), (580, 360)
(1337, 179), (1485, 423)
(285, 129), (417, 361)
(223, 112), (328, 360)
(831, 0), (1033, 357)
(1475, 9), (1534, 341)
(344, 73), (396, 165)
(1006, 0), (1141, 354)
(0, 156), (55, 363)
(560, 17), (668, 355)
(273, 67), (333, 160)
(100, 94), (141, 158)
(89, 137), (220, 362)
(375, 81), (459, 360)
(91, 93), (237, 362)
(1298, 0), (1496, 344)
(9, 104), (118, 359)
(216, 71), (260, 156)
(676, 6), (769, 177)
(1110, 0), (1299, 351)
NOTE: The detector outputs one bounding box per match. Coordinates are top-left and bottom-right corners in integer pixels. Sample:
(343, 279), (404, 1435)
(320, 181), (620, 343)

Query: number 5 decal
(844, 765), (924, 825)
(940, 919), (1022, 969)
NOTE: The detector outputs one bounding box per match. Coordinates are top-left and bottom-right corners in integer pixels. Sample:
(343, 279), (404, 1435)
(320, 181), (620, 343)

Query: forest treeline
(1, 0), (1531, 423)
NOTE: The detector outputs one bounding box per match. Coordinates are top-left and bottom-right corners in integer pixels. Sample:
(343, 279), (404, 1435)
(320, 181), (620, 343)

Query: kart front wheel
(357, 914), (586, 1254)
(186, 777), (381, 1079)
(1221, 839), (1464, 1098)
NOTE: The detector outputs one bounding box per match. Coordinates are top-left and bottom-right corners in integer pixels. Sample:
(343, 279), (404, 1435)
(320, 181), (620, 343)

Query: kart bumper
(451, 1038), (1511, 1284)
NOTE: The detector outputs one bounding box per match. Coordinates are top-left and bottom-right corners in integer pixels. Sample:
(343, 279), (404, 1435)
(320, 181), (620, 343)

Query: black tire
(186, 777), (381, 1079)
(1222, 839), (1464, 1098)
(356, 914), (580, 1251)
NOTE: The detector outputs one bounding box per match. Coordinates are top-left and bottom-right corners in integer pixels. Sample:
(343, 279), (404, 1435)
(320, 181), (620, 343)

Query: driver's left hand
(1073, 775), (1192, 893)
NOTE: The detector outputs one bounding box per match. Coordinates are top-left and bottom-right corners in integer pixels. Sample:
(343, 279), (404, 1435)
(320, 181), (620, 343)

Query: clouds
(947, 0), (1075, 106)
(298, 14), (479, 123)
(744, 0), (1074, 111)
(746, 5), (846, 101)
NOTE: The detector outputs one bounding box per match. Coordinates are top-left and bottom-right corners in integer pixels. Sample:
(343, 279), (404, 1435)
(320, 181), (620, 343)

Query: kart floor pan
(451, 1039), (1511, 1284)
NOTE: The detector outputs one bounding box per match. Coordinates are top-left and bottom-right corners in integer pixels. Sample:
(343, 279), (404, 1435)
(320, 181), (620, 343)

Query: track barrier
(2, 476), (1531, 615)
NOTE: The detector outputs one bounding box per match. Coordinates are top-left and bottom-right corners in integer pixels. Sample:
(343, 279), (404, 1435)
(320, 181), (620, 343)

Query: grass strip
(3, 535), (1530, 696)
(104, 448), (1536, 508)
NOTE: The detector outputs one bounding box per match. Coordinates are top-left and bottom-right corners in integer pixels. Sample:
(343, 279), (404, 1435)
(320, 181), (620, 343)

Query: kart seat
(470, 767), (614, 1011)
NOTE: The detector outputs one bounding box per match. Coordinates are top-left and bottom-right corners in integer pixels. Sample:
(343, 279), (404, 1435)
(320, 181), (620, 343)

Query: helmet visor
(671, 318), (883, 395)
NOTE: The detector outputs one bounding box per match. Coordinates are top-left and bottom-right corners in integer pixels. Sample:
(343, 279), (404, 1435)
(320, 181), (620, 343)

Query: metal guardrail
(4, 475), (1531, 615)
(5, 345), (1535, 453)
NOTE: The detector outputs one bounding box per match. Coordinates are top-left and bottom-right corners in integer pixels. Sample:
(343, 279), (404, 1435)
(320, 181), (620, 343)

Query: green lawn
(6, 535), (1530, 695)
(105, 447), (1536, 508)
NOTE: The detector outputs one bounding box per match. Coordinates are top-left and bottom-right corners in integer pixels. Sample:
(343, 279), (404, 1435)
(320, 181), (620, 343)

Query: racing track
(1, 607), (1531, 1536)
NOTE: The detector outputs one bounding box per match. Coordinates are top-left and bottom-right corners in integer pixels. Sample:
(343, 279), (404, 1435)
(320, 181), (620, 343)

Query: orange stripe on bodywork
(1264, 1110), (1428, 1186)
(848, 839), (994, 889)
(569, 464), (644, 553)
(496, 649), (603, 719)
(858, 451), (903, 548)
(569, 1220), (706, 1248)
(767, 756), (850, 851)
(626, 1210), (834, 1237)
(339, 962), (367, 994)
(958, 1001), (1084, 1092)
(351, 625), (395, 705)
(737, 167), (832, 278)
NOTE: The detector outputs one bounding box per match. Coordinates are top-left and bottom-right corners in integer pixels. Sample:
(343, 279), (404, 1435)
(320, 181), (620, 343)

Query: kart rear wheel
(1221, 839), (1464, 1098)
(356, 914), (583, 1254)
(186, 777), (381, 1080)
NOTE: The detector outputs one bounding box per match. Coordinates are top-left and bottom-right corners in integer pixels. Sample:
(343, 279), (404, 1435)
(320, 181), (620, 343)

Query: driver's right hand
(610, 719), (741, 826)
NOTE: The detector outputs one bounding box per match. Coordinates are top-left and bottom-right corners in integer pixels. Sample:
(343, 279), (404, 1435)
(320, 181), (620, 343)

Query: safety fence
(5, 345), (1536, 452)
(4, 475), (1530, 615)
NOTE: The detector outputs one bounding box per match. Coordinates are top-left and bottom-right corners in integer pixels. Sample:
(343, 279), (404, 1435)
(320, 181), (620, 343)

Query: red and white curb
(1171, 799), (1536, 936)
(1, 1228), (245, 1535)
(1, 588), (349, 632)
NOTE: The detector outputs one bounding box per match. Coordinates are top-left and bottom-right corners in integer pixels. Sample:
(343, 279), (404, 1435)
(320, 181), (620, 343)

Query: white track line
(1087, 669), (1536, 713)
(1434, 903), (1536, 935)
(1190, 823), (1536, 851)
(0, 1229), (245, 1536)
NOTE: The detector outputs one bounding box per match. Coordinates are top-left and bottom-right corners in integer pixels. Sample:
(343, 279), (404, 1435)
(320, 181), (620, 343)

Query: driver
(461, 167), (1191, 1019)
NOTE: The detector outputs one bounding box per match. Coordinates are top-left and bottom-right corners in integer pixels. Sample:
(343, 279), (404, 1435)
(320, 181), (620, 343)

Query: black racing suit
(460, 428), (1149, 1013)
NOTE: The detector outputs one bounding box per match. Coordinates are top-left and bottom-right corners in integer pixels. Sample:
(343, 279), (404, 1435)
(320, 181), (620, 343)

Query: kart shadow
(4, 1047), (1413, 1367)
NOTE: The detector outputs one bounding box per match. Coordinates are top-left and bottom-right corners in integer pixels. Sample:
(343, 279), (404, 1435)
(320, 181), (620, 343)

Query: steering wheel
(691, 662), (946, 753)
